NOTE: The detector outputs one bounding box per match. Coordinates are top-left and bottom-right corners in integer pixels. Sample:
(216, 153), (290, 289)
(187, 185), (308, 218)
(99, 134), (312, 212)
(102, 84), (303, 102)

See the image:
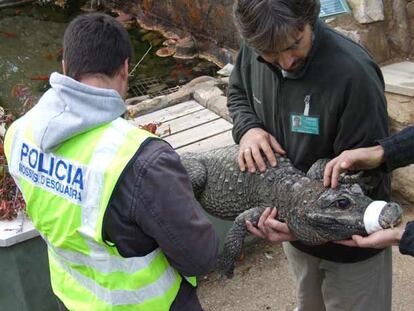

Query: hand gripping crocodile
(180, 145), (403, 278)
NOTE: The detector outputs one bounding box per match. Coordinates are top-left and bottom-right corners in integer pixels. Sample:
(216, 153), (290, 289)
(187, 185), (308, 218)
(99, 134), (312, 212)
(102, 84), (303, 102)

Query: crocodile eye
(336, 198), (351, 209)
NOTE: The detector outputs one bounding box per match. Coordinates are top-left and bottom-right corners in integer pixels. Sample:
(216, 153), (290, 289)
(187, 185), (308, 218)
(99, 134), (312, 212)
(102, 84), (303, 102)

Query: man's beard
(285, 58), (306, 73)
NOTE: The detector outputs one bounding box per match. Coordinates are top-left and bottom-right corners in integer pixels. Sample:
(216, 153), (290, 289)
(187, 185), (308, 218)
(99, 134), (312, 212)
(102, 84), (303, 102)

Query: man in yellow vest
(4, 13), (218, 311)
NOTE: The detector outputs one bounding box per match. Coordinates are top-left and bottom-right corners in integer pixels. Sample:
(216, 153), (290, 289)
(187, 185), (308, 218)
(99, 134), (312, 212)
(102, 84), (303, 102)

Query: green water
(0, 5), (67, 112)
(0, 3), (219, 113)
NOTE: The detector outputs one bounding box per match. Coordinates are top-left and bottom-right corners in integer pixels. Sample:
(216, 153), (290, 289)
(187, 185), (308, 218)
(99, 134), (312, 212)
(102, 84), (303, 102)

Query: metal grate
(155, 85), (181, 96)
(128, 77), (181, 98)
(319, 0), (350, 19)
(129, 77), (162, 97)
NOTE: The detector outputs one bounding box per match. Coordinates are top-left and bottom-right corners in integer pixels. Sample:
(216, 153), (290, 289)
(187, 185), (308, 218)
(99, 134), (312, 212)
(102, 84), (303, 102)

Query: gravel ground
(198, 196), (414, 311)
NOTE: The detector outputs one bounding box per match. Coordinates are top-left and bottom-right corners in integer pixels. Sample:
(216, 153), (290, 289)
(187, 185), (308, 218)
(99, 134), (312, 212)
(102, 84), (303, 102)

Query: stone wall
(328, 0), (412, 63)
(386, 93), (414, 204)
(116, 0), (414, 65)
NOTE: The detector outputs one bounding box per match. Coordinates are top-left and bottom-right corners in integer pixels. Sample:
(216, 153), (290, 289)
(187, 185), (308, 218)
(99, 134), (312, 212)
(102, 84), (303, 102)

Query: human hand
(323, 145), (385, 188)
(239, 128), (286, 173)
(246, 208), (296, 243)
(334, 226), (404, 249)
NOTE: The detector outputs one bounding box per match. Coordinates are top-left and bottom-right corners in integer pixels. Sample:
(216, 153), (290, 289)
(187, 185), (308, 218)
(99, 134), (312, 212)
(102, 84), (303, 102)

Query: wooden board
(157, 109), (221, 137)
(132, 100), (204, 125)
(381, 62), (414, 97)
(134, 99), (235, 151)
(176, 130), (235, 154)
(164, 118), (233, 149)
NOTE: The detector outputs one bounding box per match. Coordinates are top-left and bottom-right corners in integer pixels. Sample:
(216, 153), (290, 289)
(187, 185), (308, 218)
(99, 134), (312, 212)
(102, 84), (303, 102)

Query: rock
(219, 77), (230, 84)
(185, 76), (216, 87)
(386, 92), (414, 204)
(390, 0), (411, 54)
(408, 1), (414, 19)
(155, 47), (175, 57)
(125, 95), (150, 106)
(205, 95), (231, 122)
(193, 84), (223, 107)
(126, 96), (167, 119)
(356, 24), (390, 63)
(164, 87), (192, 106)
(334, 27), (361, 44)
(392, 165), (414, 205)
(348, 0), (385, 24)
(386, 93), (414, 132)
(217, 63), (234, 77)
(163, 38), (177, 47)
(126, 86), (192, 119)
(174, 36), (197, 59)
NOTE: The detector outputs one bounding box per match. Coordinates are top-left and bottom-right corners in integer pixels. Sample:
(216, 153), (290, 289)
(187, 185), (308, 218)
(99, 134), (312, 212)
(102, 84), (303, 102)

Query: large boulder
(386, 92), (414, 204)
(347, 0), (385, 24)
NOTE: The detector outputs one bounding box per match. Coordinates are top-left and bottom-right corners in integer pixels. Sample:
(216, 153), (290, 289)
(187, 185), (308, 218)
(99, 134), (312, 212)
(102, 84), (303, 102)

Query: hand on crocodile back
(180, 145), (403, 278)
(238, 127), (286, 173)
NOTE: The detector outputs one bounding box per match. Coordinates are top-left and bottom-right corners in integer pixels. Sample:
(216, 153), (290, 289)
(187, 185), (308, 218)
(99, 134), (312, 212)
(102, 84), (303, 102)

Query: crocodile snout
(364, 201), (403, 234)
(378, 202), (403, 229)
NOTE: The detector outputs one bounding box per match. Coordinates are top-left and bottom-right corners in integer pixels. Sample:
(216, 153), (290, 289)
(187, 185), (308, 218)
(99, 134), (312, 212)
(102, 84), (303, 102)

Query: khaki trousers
(283, 242), (392, 311)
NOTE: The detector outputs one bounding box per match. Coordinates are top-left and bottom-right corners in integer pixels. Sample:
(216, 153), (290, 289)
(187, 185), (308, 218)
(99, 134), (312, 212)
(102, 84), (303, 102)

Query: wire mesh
(129, 77), (181, 98)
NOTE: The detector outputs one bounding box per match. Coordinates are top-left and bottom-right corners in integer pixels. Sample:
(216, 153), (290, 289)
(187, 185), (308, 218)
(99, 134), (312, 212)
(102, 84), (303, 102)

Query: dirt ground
(198, 195), (414, 311)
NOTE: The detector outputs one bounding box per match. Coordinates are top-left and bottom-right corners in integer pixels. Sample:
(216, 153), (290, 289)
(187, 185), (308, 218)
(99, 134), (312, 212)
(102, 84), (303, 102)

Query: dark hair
(63, 13), (133, 80)
(233, 0), (320, 54)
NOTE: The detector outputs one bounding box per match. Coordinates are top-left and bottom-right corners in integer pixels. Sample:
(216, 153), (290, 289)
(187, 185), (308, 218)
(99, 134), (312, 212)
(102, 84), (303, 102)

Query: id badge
(291, 114), (320, 135)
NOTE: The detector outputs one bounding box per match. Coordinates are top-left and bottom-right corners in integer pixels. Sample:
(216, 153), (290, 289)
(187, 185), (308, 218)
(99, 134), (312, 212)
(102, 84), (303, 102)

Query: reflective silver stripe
(79, 118), (133, 240)
(46, 239), (163, 274)
(49, 248), (180, 306)
(184, 276), (193, 283)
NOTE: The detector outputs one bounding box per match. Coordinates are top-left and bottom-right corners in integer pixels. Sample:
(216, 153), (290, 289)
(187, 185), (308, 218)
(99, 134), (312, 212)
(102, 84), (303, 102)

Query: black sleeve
(227, 43), (264, 143)
(400, 221), (414, 257)
(378, 126), (414, 171)
(133, 143), (219, 277)
(333, 62), (390, 200)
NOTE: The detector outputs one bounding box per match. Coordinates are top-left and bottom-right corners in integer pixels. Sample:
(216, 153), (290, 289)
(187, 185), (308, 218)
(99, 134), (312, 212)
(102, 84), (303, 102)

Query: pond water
(0, 3), (219, 113)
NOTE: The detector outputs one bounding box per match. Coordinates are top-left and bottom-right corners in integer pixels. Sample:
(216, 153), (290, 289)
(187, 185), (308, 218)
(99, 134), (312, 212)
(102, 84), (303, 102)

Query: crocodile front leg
(181, 157), (207, 199)
(216, 206), (266, 278)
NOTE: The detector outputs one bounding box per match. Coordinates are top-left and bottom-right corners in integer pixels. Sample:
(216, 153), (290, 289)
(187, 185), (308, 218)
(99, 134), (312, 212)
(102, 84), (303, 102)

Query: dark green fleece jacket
(228, 20), (390, 262)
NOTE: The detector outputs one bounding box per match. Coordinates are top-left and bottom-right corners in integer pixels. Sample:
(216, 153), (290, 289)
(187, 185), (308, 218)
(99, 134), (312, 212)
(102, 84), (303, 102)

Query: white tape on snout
(364, 201), (387, 234)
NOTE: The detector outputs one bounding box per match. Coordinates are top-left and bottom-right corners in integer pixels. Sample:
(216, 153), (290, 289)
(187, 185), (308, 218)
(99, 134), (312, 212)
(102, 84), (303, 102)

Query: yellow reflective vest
(4, 116), (196, 311)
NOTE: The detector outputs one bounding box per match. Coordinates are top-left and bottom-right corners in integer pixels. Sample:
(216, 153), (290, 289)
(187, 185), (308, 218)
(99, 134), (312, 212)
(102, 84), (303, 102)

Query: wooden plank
(381, 62), (414, 97)
(165, 119), (233, 149)
(132, 100), (204, 125)
(176, 130), (235, 154)
(158, 109), (221, 137)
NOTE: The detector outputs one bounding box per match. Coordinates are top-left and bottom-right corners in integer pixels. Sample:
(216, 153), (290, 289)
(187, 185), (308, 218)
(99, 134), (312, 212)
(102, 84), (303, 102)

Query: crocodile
(180, 145), (403, 277)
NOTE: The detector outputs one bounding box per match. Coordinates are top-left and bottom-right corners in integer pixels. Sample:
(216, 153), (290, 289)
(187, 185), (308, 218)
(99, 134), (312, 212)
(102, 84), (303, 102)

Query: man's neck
(79, 74), (119, 91)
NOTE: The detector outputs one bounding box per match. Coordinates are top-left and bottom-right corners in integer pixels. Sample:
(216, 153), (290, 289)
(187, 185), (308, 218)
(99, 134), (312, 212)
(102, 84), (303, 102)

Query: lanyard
(304, 95), (311, 116)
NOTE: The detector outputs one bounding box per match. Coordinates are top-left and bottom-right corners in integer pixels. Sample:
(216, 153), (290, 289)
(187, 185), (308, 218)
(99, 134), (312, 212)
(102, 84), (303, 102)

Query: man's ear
(120, 58), (129, 80)
(62, 60), (68, 75)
